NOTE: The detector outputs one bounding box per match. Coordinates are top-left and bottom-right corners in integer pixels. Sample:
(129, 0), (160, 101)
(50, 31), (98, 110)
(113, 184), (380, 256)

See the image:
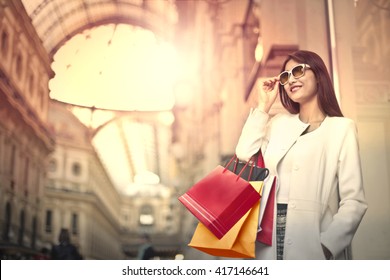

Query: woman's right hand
(257, 76), (279, 113)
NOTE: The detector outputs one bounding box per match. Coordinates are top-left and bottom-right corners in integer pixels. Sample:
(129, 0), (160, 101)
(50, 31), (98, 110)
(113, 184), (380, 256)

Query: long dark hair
(278, 50), (343, 117)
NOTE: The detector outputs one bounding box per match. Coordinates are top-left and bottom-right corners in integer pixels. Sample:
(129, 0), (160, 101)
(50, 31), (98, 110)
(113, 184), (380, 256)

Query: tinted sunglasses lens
(292, 65), (305, 78)
(279, 72), (289, 85)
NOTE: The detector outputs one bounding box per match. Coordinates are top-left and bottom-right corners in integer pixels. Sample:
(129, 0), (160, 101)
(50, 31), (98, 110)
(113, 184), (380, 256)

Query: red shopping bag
(256, 176), (276, 246)
(178, 158), (261, 239)
(245, 148), (275, 246)
(188, 181), (263, 258)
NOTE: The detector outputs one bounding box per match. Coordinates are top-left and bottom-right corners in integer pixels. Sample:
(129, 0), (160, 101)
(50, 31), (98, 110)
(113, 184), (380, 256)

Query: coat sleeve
(235, 108), (270, 162)
(320, 120), (368, 258)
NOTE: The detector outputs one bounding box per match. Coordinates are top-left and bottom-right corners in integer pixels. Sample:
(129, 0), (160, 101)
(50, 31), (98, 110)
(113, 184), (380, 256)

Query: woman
(235, 50), (367, 260)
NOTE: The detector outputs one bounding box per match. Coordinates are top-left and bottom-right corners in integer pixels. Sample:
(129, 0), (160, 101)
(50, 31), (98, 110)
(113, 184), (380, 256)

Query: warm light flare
(49, 24), (179, 111)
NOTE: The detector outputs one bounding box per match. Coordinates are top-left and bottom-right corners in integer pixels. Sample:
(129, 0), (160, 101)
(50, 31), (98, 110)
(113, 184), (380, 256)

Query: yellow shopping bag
(188, 181), (263, 258)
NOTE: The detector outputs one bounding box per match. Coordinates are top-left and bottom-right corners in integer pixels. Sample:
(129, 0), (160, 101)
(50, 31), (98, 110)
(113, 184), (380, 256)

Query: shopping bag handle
(248, 150), (269, 180)
(242, 154), (269, 181)
(224, 154), (256, 181)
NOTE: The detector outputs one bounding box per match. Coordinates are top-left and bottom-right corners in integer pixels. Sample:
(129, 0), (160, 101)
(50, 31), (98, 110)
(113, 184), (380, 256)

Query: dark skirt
(276, 204), (288, 260)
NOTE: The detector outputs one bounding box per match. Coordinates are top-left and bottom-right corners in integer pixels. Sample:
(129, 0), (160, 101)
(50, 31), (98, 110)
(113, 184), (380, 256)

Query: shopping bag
(226, 152), (269, 182)
(245, 148), (275, 246)
(256, 176), (276, 246)
(188, 181), (263, 258)
(178, 158), (261, 239)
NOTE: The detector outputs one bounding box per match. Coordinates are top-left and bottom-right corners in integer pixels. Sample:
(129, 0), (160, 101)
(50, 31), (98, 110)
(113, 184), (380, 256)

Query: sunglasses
(278, 64), (311, 85)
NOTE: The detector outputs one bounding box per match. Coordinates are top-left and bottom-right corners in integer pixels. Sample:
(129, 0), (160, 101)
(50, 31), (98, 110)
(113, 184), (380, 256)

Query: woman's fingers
(257, 77), (280, 112)
(262, 77), (279, 93)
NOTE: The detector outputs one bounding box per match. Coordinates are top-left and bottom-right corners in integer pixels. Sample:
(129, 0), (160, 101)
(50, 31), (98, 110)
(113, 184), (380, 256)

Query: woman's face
(282, 59), (318, 105)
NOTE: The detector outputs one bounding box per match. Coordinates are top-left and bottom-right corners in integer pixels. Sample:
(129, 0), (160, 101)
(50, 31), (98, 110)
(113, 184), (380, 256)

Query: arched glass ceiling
(49, 23), (179, 111)
(21, 0), (180, 112)
(47, 23), (179, 190)
(21, 0), (178, 55)
(20, 0), (180, 192)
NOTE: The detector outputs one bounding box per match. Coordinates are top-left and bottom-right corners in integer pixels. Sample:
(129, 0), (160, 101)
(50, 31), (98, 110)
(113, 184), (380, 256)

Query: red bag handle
(224, 154), (256, 181)
(237, 149), (265, 180)
(247, 149), (265, 179)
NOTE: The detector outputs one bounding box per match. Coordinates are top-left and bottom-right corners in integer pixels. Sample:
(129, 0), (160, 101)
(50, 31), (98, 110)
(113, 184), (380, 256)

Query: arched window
(48, 158), (57, 172)
(71, 213), (78, 235)
(72, 162), (81, 176)
(1, 30), (9, 56)
(39, 88), (46, 111)
(10, 145), (16, 176)
(31, 216), (37, 249)
(15, 53), (23, 77)
(45, 209), (52, 233)
(3, 202), (12, 241)
(28, 73), (35, 95)
(18, 210), (25, 245)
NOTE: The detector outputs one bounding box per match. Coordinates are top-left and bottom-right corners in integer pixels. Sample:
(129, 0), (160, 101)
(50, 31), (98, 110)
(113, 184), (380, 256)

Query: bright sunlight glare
(49, 24), (179, 111)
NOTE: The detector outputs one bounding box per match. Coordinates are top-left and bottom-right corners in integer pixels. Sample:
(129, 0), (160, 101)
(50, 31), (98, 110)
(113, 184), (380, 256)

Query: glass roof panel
(20, 0), (178, 193)
(21, 0), (178, 55)
(49, 23), (178, 111)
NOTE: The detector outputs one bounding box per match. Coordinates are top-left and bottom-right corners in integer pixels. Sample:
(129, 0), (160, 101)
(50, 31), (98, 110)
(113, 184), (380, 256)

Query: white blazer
(236, 109), (367, 259)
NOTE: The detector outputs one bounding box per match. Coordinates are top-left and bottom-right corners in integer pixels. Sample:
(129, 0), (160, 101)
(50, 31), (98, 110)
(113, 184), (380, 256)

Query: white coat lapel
(267, 114), (309, 173)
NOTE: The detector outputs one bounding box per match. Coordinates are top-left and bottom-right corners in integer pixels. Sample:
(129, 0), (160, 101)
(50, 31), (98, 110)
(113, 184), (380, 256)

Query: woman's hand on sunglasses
(257, 76), (279, 113)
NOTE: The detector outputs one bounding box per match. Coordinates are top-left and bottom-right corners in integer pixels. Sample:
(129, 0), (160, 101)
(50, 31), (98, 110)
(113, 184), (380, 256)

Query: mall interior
(0, 0), (389, 259)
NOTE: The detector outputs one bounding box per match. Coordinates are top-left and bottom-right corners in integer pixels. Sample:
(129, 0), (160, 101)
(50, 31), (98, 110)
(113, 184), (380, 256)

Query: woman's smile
(289, 84), (302, 93)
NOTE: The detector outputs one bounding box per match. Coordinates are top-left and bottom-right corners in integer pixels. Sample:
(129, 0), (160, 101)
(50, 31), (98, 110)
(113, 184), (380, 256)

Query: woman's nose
(288, 73), (297, 84)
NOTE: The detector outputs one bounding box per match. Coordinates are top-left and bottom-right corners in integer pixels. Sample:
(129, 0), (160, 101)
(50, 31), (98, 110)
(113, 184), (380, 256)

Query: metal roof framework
(21, 0), (177, 56)
(20, 0), (178, 192)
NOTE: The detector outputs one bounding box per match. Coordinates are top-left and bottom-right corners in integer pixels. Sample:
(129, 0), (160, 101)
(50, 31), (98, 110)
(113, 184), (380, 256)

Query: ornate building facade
(0, 0), (54, 257)
(44, 101), (124, 259)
